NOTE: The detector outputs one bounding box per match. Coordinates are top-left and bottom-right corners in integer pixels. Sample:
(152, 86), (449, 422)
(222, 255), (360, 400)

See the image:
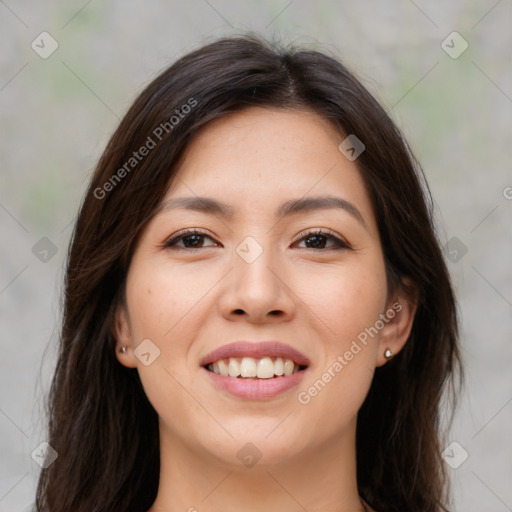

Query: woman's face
(115, 107), (414, 469)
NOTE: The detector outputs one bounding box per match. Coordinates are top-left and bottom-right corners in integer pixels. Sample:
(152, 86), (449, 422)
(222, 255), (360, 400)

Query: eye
(163, 229), (219, 249)
(162, 228), (351, 251)
(293, 229), (352, 250)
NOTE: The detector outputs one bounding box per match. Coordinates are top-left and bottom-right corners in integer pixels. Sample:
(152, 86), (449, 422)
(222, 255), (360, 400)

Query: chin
(201, 424), (310, 468)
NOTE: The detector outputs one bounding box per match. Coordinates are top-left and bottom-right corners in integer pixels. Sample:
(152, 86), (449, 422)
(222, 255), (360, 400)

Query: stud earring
(120, 346), (127, 354)
(384, 348), (394, 360)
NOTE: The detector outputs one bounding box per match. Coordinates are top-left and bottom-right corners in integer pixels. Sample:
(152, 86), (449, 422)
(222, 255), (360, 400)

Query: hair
(35, 33), (463, 512)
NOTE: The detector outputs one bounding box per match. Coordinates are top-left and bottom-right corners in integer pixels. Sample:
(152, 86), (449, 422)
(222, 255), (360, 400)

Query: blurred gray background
(1, 1), (511, 511)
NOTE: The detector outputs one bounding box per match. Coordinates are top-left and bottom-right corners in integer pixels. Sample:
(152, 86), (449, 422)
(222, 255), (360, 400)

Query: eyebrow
(159, 195), (367, 228)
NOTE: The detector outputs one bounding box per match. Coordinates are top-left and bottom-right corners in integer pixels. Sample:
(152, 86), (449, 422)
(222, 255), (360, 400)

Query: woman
(35, 34), (463, 512)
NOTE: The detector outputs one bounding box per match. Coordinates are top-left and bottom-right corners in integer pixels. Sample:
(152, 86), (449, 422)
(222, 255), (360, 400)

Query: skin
(114, 107), (416, 512)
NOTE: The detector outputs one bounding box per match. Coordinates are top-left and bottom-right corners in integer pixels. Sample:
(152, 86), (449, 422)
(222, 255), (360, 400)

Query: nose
(217, 240), (297, 324)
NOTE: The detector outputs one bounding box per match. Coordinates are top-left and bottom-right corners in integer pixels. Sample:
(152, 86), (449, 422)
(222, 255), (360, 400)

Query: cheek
(301, 260), (388, 346)
(294, 260), (386, 433)
(126, 259), (208, 340)
(124, 261), (206, 425)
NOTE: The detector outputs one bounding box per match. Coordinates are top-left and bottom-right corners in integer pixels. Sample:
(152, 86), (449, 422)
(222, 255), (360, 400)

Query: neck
(148, 418), (367, 512)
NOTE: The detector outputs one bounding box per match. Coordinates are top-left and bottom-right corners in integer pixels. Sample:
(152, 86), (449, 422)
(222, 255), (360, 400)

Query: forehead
(165, 107), (375, 226)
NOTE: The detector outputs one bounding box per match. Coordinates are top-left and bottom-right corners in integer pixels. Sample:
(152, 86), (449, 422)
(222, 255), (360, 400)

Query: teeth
(284, 359), (294, 376)
(256, 357), (274, 379)
(218, 359), (229, 376)
(274, 357), (284, 375)
(240, 356), (257, 377)
(228, 358), (241, 377)
(208, 356), (303, 378)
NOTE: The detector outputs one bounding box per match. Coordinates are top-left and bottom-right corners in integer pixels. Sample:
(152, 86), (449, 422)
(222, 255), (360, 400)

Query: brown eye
(164, 230), (218, 249)
(294, 229), (351, 250)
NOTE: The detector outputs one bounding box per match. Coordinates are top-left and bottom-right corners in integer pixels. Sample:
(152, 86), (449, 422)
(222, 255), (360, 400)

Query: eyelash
(162, 228), (352, 251)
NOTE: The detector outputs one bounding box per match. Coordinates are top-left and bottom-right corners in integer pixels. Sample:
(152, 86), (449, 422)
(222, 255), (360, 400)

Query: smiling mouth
(204, 356), (308, 379)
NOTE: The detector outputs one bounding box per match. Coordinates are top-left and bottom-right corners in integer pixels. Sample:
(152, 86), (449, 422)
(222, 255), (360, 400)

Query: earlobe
(376, 281), (418, 367)
(113, 304), (137, 368)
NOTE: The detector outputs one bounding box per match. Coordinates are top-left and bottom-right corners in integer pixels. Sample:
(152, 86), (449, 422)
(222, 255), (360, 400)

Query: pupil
(184, 235), (203, 247)
(307, 235), (326, 248)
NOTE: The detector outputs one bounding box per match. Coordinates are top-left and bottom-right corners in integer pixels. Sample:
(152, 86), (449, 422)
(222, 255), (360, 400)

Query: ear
(376, 279), (418, 367)
(113, 302), (137, 369)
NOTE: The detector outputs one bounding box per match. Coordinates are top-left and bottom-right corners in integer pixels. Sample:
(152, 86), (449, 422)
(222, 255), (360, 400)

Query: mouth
(199, 341), (310, 393)
(204, 356), (308, 379)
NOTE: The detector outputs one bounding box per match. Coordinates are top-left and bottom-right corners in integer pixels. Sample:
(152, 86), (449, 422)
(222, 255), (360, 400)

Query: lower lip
(201, 366), (308, 399)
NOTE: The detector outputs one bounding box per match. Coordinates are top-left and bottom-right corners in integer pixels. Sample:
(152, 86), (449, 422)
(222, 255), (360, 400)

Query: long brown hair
(35, 33), (463, 512)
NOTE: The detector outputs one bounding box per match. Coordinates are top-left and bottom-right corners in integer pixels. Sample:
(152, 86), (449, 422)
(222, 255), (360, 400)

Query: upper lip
(200, 341), (310, 367)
